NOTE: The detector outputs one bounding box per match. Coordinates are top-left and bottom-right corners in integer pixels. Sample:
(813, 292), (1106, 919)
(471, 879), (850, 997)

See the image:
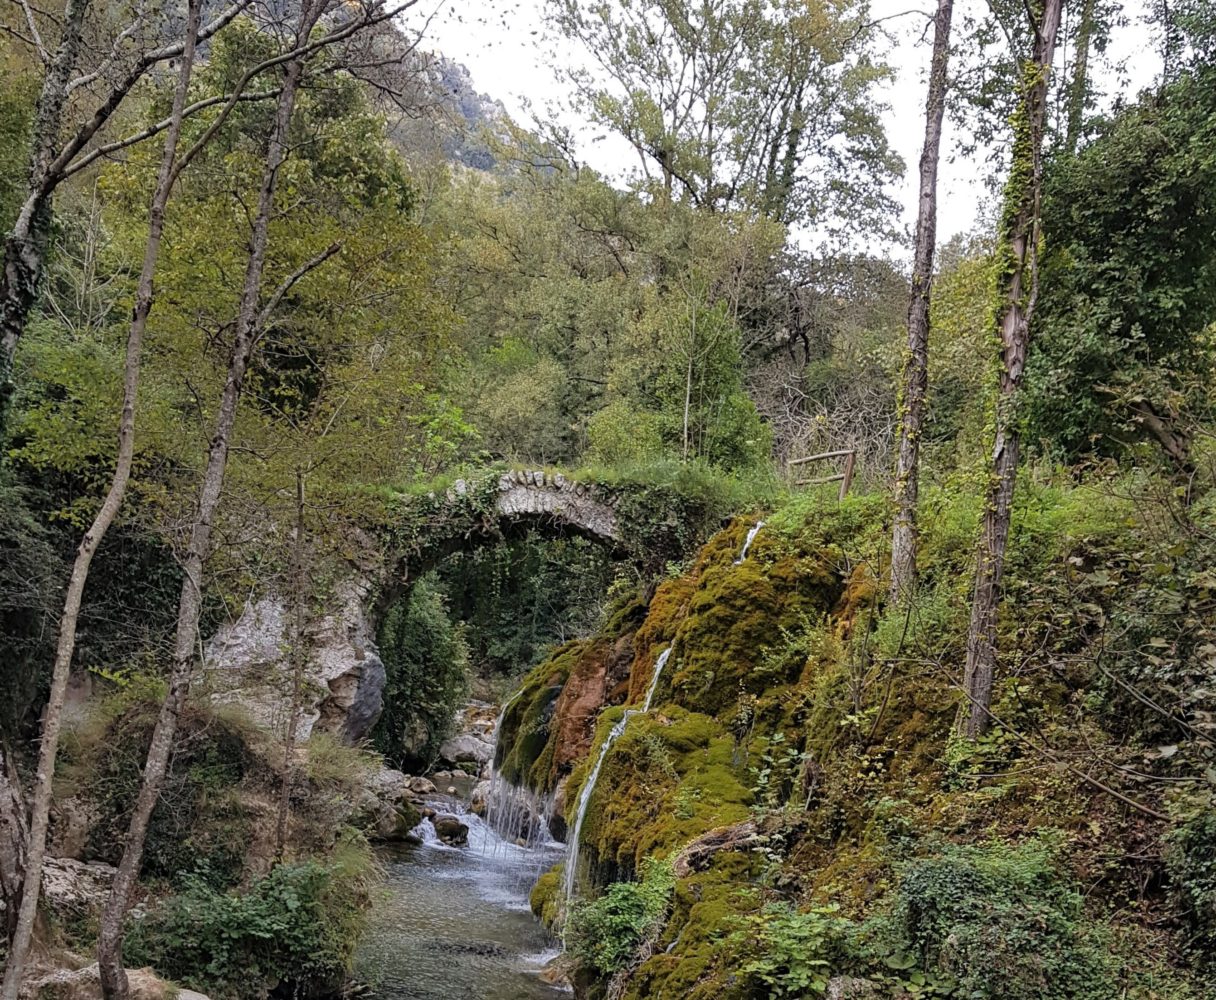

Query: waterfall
(562, 644), (674, 910)
(483, 691), (559, 851)
(641, 646), (673, 713)
(562, 710), (636, 904)
(734, 520), (765, 564)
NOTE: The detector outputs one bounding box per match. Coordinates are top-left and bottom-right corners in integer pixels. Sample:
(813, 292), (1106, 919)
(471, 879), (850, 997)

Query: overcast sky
(406, 0), (1163, 256)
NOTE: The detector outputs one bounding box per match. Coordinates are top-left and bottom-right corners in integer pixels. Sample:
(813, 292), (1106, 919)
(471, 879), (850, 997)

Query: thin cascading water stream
(641, 646), (672, 713)
(561, 710), (635, 905)
(562, 644), (674, 911)
(734, 519), (765, 564)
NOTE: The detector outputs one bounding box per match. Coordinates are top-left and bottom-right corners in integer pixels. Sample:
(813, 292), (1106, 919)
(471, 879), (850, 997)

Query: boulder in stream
(432, 814), (469, 846)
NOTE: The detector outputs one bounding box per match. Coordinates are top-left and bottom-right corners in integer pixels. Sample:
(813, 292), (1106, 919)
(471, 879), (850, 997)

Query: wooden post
(838, 450), (856, 501)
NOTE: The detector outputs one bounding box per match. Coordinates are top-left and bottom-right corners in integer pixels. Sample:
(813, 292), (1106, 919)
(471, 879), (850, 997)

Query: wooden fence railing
(786, 448), (856, 500)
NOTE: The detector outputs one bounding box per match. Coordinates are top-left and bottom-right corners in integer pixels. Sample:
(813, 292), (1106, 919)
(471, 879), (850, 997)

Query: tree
(0, 0), (251, 427)
(91, 3), (425, 991)
(546, 0), (900, 235)
(889, 0), (955, 604)
(959, 0), (1064, 739)
(0, 0), (204, 990)
(1026, 61), (1216, 475)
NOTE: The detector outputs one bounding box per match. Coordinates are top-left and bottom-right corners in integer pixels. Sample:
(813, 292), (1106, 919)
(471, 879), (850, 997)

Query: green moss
(574, 707), (752, 878)
(496, 640), (582, 786)
(623, 853), (760, 1000)
(530, 866), (564, 929)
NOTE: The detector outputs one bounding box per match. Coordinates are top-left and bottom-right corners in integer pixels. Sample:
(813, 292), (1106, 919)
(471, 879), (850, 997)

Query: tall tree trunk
(1064, 0), (1096, 153)
(275, 469), (309, 860)
(0, 0), (92, 427)
(0, 3), (202, 994)
(959, 0), (1063, 739)
(889, 0), (955, 605)
(96, 6), (327, 996)
(0, 745), (27, 945)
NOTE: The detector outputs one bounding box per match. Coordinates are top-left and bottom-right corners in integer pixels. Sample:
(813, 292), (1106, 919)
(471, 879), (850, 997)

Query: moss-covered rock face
(566, 706), (753, 884)
(661, 519), (841, 717)
(499, 483), (1215, 1000)
(495, 641), (581, 789)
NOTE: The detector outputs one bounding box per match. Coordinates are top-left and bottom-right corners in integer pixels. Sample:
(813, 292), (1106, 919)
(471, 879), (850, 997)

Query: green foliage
(548, 0), (899, 232)
(124, 844), (376, 999)
(0, 60), (34, 232)
(0, 469), (61, 734)
(1029, 63), (1216, 465)
(588, 399), (665, 466)
(874, 839), (1116, 999)
(371, 577), (470, 771)
(437, 533), (613, 676)
(739, 903), (851, 997)
(566, 857), (675, 975)
(1165, 790), (1216, 957)
(67, 684), (256, 888)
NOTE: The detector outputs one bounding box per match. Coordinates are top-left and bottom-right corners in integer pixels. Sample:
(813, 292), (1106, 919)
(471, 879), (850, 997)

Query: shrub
(875, 839), (1115, 999)
(125, 843), (376, 999)
(69, 683), (256, 888)
(566, 857), (675, 975)
(739, 903), (852, 998)
(1165, 790), (1216, 958)
(371, 577), (470, 771)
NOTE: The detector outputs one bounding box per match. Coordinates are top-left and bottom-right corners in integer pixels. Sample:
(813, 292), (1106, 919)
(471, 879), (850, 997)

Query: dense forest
(0, 0), (1214, 999)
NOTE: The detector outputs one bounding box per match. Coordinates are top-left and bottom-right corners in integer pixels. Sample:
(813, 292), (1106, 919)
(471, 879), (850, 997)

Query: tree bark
(0, 745), (27, 945)
(1064, 0), (1096, 154)
(95, 5), (328, 996)
(959, 0), (1063, 739)
(0, 3), (203, 996)
(0, 0), (92, 425)
(889, 0), (954, 605)
(275, 469), (309, 860)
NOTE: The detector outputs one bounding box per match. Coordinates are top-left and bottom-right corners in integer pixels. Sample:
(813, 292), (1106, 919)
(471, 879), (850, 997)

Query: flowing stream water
(734, 520), (765, 564)
(562, 644), (674, 906)
(357, 642), (680, 993)
(355, 810), (567, 1000)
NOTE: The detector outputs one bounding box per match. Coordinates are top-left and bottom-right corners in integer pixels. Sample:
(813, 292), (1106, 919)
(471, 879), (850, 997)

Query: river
(354, 808), (569, 1000)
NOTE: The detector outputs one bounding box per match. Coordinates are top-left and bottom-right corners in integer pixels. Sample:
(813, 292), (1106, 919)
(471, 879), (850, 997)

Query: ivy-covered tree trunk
(0, 3), (205, 997)
(0, 0), (92, 427)
(94, 5), (332, 995)
(889, 0), (955, 605)
(960, 0), (1063, 739)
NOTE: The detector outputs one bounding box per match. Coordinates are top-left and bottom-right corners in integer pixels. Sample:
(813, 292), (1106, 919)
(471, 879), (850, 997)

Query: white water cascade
(642, 646), (673, 712)
(734, 520), (765, 564)
(561, 644), (675, 909)
(483, 692), (560, 854)
(561, 710), (635, 903)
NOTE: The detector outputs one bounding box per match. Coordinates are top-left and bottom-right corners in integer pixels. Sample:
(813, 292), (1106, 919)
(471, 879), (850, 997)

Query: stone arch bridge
(204, 470), (632, 744)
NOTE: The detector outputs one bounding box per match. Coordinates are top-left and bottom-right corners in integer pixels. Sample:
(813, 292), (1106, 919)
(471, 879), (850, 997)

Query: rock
(826, 977), (880, 999)
(49, 796), (98, 860)
(20, 964), (206, 1000)
(353, 766), (420, 841)
(407, 776), (437, 796)
(437, 732), (494, 766)
(40, 858), (115, 917)
(469, 779), (490, 817)
(364, 767), (410, 801)
(432, 813), (469, 846)
(446, 786), (458, 796)
(204, 569), (385, 745)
